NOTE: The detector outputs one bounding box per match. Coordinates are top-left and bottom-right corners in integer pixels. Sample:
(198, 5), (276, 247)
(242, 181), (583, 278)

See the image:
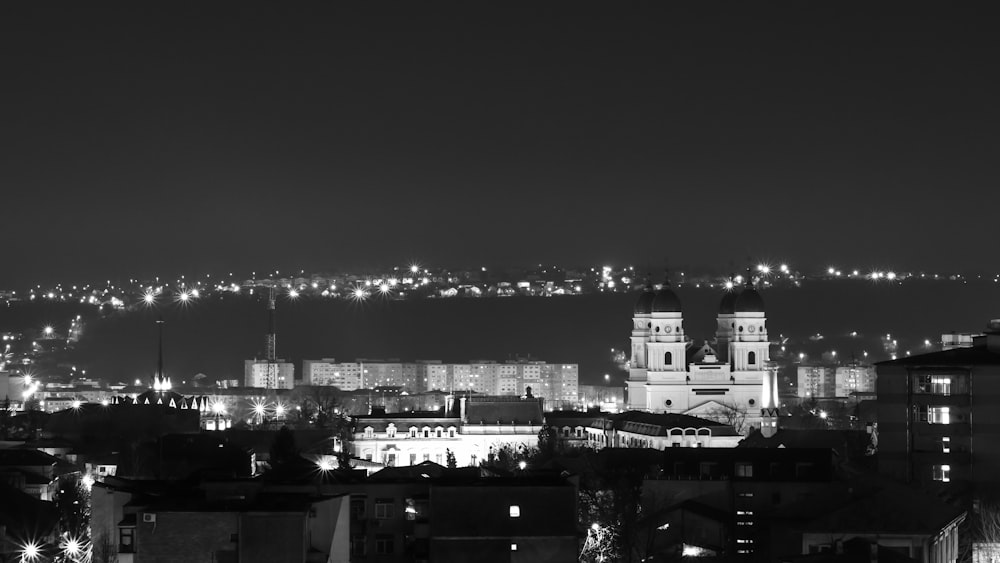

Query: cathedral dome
(651, 286), (682, 313)
(633, 285), (655, 314)
(734, 286), (765, 313)
(719, 290), (738, 314)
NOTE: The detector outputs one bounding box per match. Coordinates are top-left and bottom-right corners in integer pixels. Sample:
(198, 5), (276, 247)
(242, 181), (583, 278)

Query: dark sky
(1, 3), (997, 286)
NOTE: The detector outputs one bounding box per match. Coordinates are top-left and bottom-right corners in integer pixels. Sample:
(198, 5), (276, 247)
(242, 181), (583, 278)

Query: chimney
(459, 397), (467, 423)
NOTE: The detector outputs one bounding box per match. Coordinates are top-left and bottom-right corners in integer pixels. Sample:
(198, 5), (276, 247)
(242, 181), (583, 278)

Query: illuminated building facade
(834, 362), (876, 397)
(303, 358), (579, 408)
(796, 366), (835, 398)
(244, 359), (294, 389)
(303, 358), (362, 390)
(625, 275), (775, 429)
(350, 395), (544, 468)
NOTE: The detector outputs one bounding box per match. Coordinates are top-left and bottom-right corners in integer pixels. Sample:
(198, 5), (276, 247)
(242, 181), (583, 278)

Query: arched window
(664, 351), (673, 365)
(409, 427), (418, 438)
(748, 351), (756, 365)
(386, 424), (396, 438)
(364, 427), (374, 439)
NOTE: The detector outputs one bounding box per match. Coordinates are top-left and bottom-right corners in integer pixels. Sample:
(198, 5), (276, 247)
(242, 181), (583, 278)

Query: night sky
(2, 3), (997, 286)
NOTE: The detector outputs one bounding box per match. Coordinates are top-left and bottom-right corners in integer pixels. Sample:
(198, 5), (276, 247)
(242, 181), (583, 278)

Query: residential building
(303, 359), (362, 390)
(303, 359), (580, 407)
(797, 366), (835, 398)
(360, 360), (406, 389)
(90, 477), (350, 563)
(0, 448), (70, 501)
(243, 359), (294, 389)
(834, 362), (876, 397)
(875, 318), (1000, 503)
(626, 274), (776, 429)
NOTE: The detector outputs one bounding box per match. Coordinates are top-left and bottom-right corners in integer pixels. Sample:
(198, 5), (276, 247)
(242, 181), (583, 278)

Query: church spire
(153, 316), (170, 392)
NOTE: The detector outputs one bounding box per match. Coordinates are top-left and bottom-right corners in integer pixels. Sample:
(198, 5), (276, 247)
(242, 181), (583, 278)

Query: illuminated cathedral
(625, 272), (779, 432)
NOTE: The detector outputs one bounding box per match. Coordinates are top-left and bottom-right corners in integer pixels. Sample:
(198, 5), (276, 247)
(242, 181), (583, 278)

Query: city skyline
(2, 3), (999, 287)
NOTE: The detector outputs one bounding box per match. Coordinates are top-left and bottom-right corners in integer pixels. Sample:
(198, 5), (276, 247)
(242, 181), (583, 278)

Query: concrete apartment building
(243, 360), (294, 389)
(301, 359), (579, 408)
(303, 359), (363, 390)
(876, 319), (1000, 503)
(797, 362), (875, 399)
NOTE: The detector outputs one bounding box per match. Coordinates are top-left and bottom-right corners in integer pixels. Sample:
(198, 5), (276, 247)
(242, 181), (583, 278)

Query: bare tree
(703, 401), (749, 435)
(962, 502), (1000, 563)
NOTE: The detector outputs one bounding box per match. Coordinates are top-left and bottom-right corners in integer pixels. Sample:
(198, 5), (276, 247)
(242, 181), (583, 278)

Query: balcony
(915, 422), (971, 437)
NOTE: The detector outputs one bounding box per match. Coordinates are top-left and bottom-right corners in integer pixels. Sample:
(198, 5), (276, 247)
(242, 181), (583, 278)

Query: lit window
(509, 505), (520, 518)
(942, 437), (951, 453)
(510, 543), (518, 551)
(933, 464), (951, 482)
(735, 462), (753, 477)
(929, 407), (951, 424)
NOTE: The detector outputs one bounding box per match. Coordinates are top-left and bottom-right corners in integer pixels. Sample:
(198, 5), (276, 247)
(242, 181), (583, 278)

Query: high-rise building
(876, 319), (1000, 503)
(625, 273), (774, 426)
(834, 362), (876, 397)
(244, 360), (294, 389)
(797, 365), (836, 398)
(302, 359), (362, 390)
(301, 358), (579, 406)
(359, 360), (406, 388)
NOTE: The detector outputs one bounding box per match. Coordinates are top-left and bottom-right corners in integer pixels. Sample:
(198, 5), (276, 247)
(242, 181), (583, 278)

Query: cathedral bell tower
(729, 270), (769, 373)
(626, 280), (655, 410)
(715, 274), (738, 363)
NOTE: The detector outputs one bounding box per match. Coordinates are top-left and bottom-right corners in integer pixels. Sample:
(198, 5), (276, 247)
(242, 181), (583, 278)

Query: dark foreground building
(876, 319), (1000, 504)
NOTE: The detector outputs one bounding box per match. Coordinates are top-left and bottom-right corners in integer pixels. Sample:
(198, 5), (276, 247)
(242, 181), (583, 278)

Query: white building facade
(349, 396), (544, 468)
(303, 359), (362, 390)
(244, 359), (294, 389)
(625, 276), (775, 428)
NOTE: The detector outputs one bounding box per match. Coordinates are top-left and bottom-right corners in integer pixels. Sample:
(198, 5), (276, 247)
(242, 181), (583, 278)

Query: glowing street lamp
(19, 541), (41, 562)
(43, 326), (54, 336)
